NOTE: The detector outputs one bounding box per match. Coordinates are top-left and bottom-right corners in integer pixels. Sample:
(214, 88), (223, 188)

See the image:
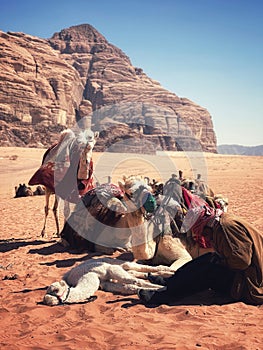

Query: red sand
(0, 147), (262, 350)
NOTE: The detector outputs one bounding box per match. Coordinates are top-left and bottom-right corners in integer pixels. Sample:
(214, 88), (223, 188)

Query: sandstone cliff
(0, 24), (217, 152)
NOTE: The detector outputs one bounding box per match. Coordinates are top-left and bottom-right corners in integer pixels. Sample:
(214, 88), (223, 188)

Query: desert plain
(0, 146), (262, 350)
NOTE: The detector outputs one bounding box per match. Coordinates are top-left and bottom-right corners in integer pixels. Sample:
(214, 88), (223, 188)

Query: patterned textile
(81, 183), (124, 208)
(181, 187), (209, 209)
(181, 205), (223, 248)
(29, 137), (94, 203)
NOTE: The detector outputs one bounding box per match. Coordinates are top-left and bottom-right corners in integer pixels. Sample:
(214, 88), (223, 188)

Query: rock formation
(0, 24), (217, 152)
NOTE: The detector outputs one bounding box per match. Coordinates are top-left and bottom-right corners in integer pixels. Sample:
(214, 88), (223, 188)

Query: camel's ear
(60, 280), (67, 287)
(144, 176), (150, 185)
(118, 181), (125, 191)
(94, 131), (99, 139)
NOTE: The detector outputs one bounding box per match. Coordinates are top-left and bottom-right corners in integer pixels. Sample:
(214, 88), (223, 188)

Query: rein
(142, 175), (186, 258)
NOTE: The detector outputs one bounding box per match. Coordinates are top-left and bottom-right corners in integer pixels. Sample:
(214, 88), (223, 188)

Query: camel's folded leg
(169, 257), (192, 271)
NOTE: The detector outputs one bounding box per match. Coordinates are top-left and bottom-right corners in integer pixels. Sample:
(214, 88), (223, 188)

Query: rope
(144, 173), (191, 254)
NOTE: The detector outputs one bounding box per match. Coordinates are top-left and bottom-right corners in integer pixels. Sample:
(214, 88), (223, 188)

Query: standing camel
(29, 128), (99, 238)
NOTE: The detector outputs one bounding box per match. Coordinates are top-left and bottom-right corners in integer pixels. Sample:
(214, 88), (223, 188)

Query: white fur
(43, 258), (172, 305)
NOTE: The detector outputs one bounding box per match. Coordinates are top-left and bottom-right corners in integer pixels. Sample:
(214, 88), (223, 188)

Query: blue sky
(1, 0), (262, 146)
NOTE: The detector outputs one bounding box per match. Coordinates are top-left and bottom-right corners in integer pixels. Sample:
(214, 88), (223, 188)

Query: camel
(60, 182), (130, 253)
(150, 172), (228, 213)
(14, 184), (45, 198)
(116, 175), (228, 270)
(43, 257), (172, 305)
(59, 175), (187, 264)
(14, 184), (34, 197)
(126, 175), (231, 267)
(28, 127), (99, 238)
(60, 175), (227, 272)
(179, 170), (215, 198)
(116, 175), (195, 271)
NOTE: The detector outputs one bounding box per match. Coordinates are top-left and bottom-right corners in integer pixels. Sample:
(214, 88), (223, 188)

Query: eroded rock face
(0, 24), (217, 152)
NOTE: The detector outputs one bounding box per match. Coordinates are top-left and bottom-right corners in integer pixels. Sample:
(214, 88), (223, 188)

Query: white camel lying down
(43, 257), (173, 305)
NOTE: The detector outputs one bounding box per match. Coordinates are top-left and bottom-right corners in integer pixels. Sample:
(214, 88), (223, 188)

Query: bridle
(124, 184), (156, 216)
(48, 285), (71, 305)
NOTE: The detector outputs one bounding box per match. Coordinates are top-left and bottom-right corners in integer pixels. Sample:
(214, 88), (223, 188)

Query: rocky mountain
(0, 24), (217, 152)
(217, 144), (263, 156)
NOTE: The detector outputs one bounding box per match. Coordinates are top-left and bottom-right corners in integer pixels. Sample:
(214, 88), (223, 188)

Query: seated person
(138, 206), (263, 306)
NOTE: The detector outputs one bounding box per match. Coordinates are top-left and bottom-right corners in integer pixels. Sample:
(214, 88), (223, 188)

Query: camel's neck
(59, 285), (71, 303)
(77, 148), (93, 179)
(63, 288), (77, 303)
(129, 215), (157, 261)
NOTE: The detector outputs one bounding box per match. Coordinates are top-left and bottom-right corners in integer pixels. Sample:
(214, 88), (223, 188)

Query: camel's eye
(49, 287), (59, 295)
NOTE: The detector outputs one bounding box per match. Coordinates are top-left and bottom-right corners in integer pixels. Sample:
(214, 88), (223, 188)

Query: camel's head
(162, 175), (183, 204)
(43, 280), (69, 306)
(181, 179), (196, 193)
(78, 130), (99, 153)
(14, 184), (34, 198)
(214, 194), (229, 213)
(118, 175), (157, 214)
(149, 179), (164, 197)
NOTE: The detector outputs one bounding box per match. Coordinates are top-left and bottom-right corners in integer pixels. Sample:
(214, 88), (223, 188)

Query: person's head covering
(181, 205), (222, 248)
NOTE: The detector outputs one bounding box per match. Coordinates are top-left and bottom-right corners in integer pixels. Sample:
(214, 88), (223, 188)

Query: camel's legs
(101, 281), (165, 295)
(169, 257), (192, 271)
(52, 196), (60, 237)
(121, 261), (173, 273)
(106, 265), (167, 288)
(106, 265), (140, 284)
(41, 190), (51, 238)
(41, 189), (60, 238)
(63, 200), (71, 220)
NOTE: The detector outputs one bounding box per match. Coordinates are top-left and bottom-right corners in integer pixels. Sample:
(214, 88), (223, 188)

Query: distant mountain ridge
(217, 144), (263, 156)
(0, 24), (217, 152)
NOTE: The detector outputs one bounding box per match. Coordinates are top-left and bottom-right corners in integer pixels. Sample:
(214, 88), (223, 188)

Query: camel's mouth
(43, 293), (61, 306)
(126, 185), (157, 213)
(142, 193), (156, 213)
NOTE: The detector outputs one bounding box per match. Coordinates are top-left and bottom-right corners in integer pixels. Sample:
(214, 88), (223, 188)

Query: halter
(56, 285), (71, 304)
(143, 175), (185, 250)
(125, 185), (156, 215)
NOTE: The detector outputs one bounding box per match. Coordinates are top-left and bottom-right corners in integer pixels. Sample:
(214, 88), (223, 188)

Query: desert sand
(0, 146), (262, 350)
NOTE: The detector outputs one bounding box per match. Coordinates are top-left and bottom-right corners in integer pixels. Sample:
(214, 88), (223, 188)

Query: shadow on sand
(106, 290), (236, 308)
(0, 238), (51, 253)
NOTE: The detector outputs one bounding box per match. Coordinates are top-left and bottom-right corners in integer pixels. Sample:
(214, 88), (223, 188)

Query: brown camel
(60, 175), (213, 271)
(14, 184), (46, 197)
(14, 184), (34, 197)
